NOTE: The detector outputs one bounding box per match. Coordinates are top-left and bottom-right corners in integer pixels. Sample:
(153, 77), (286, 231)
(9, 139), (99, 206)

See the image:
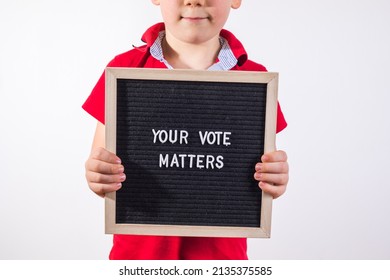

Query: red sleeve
(235, 61), (287, 134)
(82, 69), (106, 124)
(276, 102), (287, 133)
(82, 54), (124, 124)
(82, 48), (149, 124)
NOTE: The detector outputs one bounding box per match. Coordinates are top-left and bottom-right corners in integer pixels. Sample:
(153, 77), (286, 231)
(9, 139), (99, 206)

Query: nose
(184, 0), (205, 7)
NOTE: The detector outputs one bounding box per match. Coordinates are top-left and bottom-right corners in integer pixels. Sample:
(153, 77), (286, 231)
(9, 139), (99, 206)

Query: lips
(181, 16), (208, 22)
(181, 12), (209, 20)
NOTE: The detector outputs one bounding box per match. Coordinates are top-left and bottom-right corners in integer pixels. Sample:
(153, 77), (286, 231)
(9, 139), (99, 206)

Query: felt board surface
(105, 68), (278, 238)
(116, 80), (265, 226)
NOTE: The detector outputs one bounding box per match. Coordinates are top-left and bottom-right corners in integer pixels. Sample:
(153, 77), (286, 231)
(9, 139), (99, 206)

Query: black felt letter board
(105, 68), (278, 238)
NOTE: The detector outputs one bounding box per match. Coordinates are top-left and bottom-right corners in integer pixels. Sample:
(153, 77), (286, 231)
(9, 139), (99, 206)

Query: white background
(0, 0), (389, 259)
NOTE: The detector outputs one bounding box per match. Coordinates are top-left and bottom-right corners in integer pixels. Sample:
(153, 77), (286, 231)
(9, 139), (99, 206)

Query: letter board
(105, 68), (278, 238)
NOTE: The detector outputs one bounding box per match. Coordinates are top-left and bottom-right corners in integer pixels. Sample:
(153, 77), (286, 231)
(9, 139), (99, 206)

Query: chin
(181, 32), (215, 44)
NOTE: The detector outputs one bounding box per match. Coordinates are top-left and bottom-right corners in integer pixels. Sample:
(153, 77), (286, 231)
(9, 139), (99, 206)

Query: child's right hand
(85, 147), (126, 197)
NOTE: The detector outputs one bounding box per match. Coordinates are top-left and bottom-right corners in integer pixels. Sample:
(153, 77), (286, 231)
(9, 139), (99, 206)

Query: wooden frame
(105, 68), (278, 238)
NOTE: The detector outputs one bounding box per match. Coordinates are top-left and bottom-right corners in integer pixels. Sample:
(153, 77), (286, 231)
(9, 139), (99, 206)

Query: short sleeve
(82, 70), (106, 124)
(82, 57), (122, 124)
(82, 46), (153, 123)
(276, 102), (287, 133)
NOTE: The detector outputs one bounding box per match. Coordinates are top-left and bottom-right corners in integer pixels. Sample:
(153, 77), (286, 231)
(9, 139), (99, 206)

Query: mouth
(181, 16), (209, 22)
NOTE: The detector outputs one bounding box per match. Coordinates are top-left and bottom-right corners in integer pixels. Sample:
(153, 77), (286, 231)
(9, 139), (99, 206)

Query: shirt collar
(150, 30), (237, 71)
(141, 22), (248, 67)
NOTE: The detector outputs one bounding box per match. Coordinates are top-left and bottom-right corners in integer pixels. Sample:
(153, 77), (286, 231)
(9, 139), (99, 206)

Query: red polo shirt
(83, 23), (287, 260)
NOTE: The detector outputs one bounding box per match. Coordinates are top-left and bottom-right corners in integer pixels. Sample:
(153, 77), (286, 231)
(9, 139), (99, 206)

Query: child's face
(152, 0), (242, 45)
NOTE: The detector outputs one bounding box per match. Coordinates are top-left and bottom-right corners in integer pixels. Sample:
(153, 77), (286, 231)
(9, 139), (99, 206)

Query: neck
(162, 32), (221, 70)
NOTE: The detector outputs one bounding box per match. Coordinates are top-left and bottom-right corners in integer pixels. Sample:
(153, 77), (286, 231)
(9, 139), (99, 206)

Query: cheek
(209, 5), (230, 22)
(210, 7), (231, 25)
(160, 6), (178, 23)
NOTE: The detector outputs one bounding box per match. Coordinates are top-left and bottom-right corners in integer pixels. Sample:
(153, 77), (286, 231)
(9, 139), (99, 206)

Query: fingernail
(116, 158), (122, 164)
(116, 183), (122, 189)
(254, 173), (262, 180)
(255, 163), (262, 171)
(120, 174), (126, 181)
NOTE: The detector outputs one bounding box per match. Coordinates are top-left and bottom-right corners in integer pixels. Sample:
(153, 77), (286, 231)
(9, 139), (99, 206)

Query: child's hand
(254, 150), (289, 199)
(85, 147), (126, 197)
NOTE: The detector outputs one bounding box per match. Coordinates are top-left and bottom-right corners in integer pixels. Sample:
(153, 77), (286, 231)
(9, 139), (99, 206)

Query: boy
(83, 0), (289, 260)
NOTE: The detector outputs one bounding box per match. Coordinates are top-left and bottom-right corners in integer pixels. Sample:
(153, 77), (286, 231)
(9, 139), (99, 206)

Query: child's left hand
(254, 150), (289, 199)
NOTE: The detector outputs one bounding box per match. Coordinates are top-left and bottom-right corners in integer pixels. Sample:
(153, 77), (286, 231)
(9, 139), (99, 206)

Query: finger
(261, 150), (287, 163)
(254, 172), (289, 186)
(255, 161), (289, 174)
(89, 182), (123, 198)
(85, 158), (124, 175)
(91, 147), (122, 164)
(86, 171), (126, 184)
(258, 181), (286, 199)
